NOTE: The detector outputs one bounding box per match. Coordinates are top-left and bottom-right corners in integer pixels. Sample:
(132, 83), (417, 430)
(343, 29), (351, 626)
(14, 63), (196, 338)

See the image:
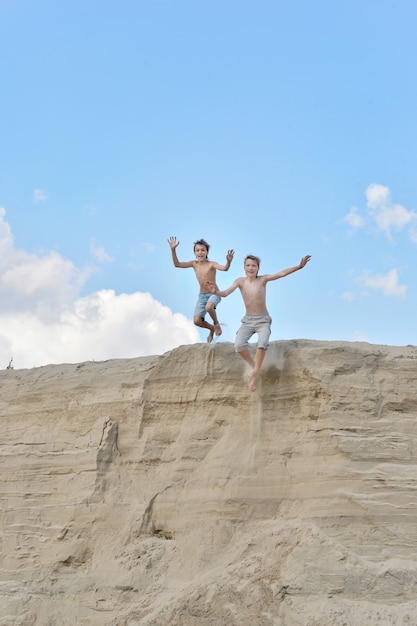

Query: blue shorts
(235, 314), (272, 352)
(194, 292), (221, 319)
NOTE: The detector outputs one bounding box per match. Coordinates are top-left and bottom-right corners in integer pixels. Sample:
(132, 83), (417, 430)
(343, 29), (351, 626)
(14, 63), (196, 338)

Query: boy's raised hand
(226, 249), (235, 263)
(299, 255), (311, 268)
(168, 236), (179, 249)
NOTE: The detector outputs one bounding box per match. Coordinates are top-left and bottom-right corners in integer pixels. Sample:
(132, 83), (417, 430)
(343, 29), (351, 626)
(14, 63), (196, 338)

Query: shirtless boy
(168, 236), (235, 343)
(207, 253), (311, 391)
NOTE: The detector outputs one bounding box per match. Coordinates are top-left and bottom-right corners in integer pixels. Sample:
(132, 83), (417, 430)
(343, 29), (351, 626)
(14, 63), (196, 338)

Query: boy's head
(244, 255), (261, 276)
(194, 239), (210, 259)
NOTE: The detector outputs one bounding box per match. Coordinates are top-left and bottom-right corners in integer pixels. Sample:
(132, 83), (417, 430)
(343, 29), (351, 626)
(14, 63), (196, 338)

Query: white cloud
(365, 183), (415, 237)
(342, 206), (364, 230)
(33, 188), (47, 203)
(0, 210), (199, 369)
(367, 183), (417, 239)
(0, 290), (198, 369)
(356, 269), (407, 297)
(342, 291), (355, 301)
(365, 183), (390, 209)
(90, 239), (114, 263)
(0, 207), (14, 259)
(343, 184), (417, 241)
(0, 215), (91, 318)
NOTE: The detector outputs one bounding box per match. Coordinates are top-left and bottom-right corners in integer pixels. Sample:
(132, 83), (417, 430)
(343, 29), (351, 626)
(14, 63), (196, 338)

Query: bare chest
(194, 262), (216, 281)
(241, 279), (266, 301)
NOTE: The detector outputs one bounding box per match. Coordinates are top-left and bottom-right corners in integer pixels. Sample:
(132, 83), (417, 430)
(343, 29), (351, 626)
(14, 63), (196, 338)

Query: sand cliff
(1, 339), (417, 625)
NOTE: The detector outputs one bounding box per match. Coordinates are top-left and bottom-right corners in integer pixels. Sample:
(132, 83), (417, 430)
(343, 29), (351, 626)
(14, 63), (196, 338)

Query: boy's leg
(205, 301), (222, 336)
(194, 293), (217, 343)
(236, 316), (270, 391)
(235, 318), (255, 369)
(194, 316), (216, 343)
(248, 316), (271, 391)
(238, 349), (255, 368)
(249, 348), (266, 392)
(253, 346), (267, 374)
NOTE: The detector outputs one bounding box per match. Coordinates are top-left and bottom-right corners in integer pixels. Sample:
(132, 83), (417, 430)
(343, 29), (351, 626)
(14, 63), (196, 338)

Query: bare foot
(207, 328), (215, 343)
(249, 372), (258, 392)
(214, 323), (222, 337)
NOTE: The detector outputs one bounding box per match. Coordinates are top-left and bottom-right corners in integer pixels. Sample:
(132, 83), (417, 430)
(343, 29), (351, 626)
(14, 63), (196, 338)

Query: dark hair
(244, 254), (261, 267)
(194, 239), (210, 255)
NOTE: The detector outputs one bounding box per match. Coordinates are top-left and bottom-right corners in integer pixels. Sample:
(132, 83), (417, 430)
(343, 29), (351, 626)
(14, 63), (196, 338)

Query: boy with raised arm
(207, 253), (311, 391)
(168, 236), (234, 343)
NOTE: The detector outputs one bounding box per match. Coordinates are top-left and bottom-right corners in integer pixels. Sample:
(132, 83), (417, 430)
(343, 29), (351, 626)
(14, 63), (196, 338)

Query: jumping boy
(168, 236), (235, 343)
(207, 253), (311, 391)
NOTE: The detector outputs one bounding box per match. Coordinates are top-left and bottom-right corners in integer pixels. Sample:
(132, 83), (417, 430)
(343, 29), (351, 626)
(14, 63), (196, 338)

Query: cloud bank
(0, 208), (199, 369)
(342, 184), (413, 299)
(356, 268), (407, 298)
(343, 183), (417, 239)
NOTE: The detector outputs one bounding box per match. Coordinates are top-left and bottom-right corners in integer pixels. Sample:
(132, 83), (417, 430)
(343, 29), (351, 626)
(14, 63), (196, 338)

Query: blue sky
(1, 0), (416, 368)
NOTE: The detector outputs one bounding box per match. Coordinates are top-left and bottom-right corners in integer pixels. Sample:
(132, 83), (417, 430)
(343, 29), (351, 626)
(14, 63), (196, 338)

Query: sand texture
(1, 339), (417, 625)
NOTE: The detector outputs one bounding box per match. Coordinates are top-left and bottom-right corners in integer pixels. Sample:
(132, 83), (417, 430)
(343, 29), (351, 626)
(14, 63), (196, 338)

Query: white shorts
(235, 314), (272, 352)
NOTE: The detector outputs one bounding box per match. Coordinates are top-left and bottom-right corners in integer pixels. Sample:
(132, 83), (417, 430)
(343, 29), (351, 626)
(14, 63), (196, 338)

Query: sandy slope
(1, 340), (417, 625)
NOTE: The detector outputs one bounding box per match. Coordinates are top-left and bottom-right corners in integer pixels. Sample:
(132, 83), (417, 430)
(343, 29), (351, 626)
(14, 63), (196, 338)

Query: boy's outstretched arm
(265, 255), (311, 282)
(206, 278), (240, 298)
(167, 236), (194, 268)
(213, 249), (235, 272)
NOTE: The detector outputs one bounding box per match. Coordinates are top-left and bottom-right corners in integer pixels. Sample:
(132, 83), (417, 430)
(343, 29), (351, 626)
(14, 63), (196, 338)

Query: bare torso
(193, 261), (218, 292)
(238, 276), (268, 314)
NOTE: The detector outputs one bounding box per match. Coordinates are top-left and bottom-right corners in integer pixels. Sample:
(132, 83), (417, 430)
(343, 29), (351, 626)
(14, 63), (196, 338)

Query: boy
(168, 236), (235, 343)
(207, 253), (311, 391)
